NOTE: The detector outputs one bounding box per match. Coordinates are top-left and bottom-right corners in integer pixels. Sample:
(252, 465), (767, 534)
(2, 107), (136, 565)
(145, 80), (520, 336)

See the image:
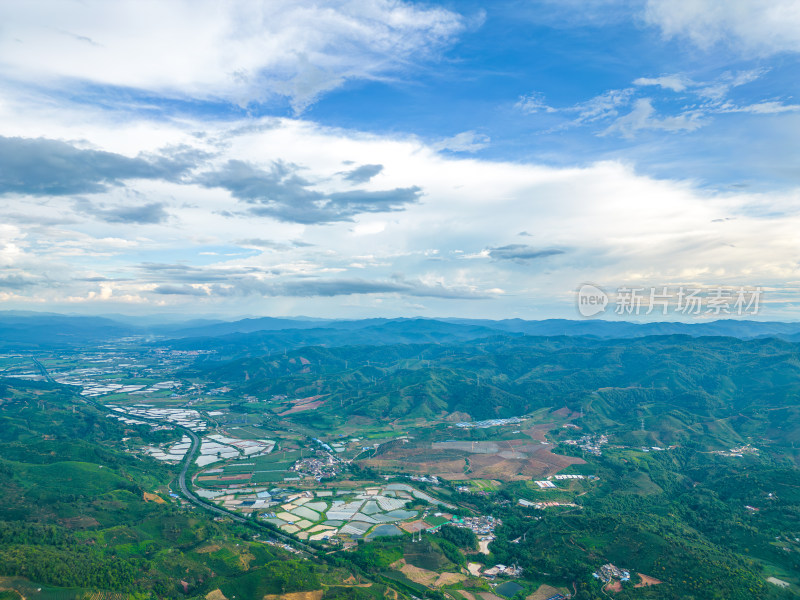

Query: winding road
(32, 355), (316, 556)
(100, 399), (316, 554)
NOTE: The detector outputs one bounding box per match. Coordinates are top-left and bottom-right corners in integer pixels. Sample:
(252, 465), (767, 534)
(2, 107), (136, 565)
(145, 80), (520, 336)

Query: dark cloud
(197, 160), (420, 224)
(0, 136), (197, 197)
(152, 284), (209, 296)
(137, 263), (277, 283)
(140, 259), (488, 300)
(342, 164), (383, 183)
(488, 244), (565, 262)
(148, 273), (489, 300)
(0, 274), (41, 290)
(74, 199), (170, 224)
(274, 278), (490, 299)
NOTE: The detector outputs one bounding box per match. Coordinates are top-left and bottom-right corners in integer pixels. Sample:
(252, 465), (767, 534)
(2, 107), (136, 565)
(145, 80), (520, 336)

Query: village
(0, 350), (638, 598)
(562, 433), (608, 456)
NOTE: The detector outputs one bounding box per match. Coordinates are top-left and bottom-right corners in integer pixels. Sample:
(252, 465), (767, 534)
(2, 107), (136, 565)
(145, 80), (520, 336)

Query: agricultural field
(198, 481), (461, 545)
(195, 449), (310, 485)
(361, 427), (584, 482)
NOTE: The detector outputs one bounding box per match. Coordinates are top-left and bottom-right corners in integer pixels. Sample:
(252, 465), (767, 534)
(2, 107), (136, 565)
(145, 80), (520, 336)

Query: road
(31, 357), (55, 383)
(175, 428), (252, 524)
(30, 355), (317, 556)
(161, 422), (320, 554)
(100, 399), (316, 554)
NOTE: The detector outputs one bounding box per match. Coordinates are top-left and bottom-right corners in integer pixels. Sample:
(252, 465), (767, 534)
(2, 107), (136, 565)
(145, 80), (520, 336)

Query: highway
(175, 427), (252, 524)
(97, 398), (316, 555)
(31, 355), (317, 556)
(31, 357), (55, 383)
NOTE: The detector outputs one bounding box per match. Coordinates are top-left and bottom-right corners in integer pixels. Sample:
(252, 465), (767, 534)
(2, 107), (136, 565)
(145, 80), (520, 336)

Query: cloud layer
(0, 1), (799, 319)
(0, 0), (465, 112)
(645, 0), (800, 56)
(0, 136), (190, 195)
(0, 111), (797, 318)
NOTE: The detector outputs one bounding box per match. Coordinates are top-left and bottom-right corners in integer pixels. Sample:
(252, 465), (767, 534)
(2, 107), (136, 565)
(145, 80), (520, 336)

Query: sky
(1, 0), (800, 321)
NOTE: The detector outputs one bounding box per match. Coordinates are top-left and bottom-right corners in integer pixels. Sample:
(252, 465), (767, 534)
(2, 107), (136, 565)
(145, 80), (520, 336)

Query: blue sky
(1, 0), (799, 320)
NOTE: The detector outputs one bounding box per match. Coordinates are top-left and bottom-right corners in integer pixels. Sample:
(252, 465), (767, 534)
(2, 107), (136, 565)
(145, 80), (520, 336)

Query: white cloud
(431, 131), (491, 153)
(572, 88), (635, 124)
(696, 69), (765, 100)
(633, 75), (690, 92)
(645, 0), (800, 56)
(602, 98), (705, 137)
(0, 0), (465, 112)
(719, 101), (800, 114)
(529, 68), (794, 139)
(515, 92), (557, 114)
(0, 96), (799, 317)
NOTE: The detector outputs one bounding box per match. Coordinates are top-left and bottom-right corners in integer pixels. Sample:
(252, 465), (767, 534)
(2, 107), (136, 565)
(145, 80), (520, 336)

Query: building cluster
(408, 475), (440, 484)
(262, 539), (302, 554)
(518, 499), (579, 510)
(451, 514), (500, 536)
(713, 444), (759, 458)
(207, 386), (232, 395)
(291, 453), (342, 480)
(563, 434), (608, 456)
(481, 564), (524, 578)
(449, 514), (501, 554)
(594, 563), (630, 584)
(453, 417), (523, 429)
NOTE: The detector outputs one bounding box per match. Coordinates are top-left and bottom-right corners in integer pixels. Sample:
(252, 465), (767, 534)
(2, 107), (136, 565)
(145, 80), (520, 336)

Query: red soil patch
(361, 434), (584, 482)
(292, 394), (326, 405)
(219, 473), (251, 481)
(635, 574), (663, 588)
(280, 400), (327, 415)
(604, 581), (622, 593)
(279, 394), (329, 415)
(59, 516), (100, 529)
(399, 520), (431, 533)
(521, 424), (553, 441)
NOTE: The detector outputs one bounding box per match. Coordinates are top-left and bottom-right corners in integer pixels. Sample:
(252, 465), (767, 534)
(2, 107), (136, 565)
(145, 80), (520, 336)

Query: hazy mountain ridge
(182, 335), (800, 452)
(4, 311), (800, 350)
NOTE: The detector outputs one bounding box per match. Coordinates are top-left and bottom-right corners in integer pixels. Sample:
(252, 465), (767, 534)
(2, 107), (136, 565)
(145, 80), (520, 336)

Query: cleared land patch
(362, 435), (583, 481)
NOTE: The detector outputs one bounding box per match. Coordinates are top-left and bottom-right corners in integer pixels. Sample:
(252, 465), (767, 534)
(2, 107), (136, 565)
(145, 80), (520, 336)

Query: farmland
(6, 328), (800, 599)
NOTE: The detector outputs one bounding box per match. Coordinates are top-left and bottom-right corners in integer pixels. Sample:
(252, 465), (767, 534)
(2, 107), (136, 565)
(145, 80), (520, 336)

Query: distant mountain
(442, 318), (800, 339)
(0, 314), (138, 349)
(163, 318), (507, 357)
(3, 310), (800, 350)
(183, 334), (800, 452)
(158, 316), (341, 337)
(163, 315), (800, 343)
(160, 317), (800, 358)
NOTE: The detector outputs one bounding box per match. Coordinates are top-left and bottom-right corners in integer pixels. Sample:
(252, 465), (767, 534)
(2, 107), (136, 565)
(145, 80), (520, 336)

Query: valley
(3, 318), (800, 599)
